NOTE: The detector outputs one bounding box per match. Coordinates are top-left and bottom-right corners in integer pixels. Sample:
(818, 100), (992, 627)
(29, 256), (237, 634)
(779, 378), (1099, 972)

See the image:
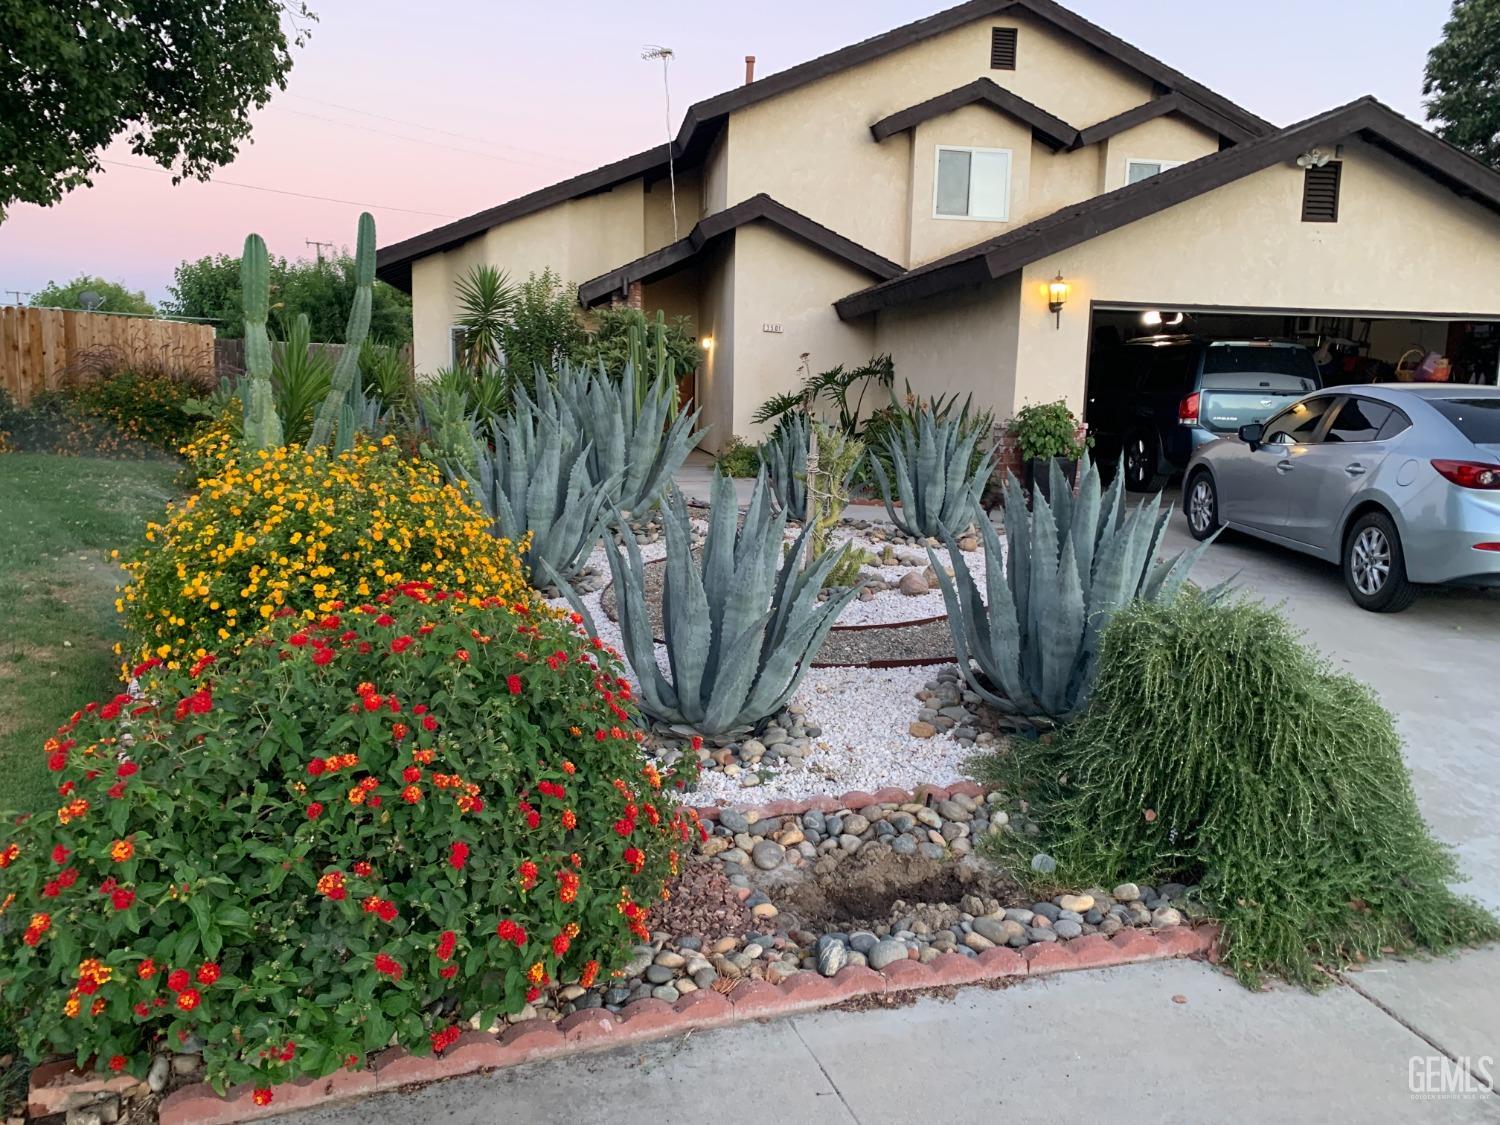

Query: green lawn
(0, 453), (179, 815)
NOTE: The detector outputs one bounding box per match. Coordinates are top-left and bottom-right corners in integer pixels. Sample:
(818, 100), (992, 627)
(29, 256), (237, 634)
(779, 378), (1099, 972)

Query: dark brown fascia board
(577, 194), (903, 306)
(870, 78), (1078, 150)
(378, 0), (1272, 290)
(835, 97), (1500, 320)
(374, 142), (673, 290)
(1072, 92), (1256, 150)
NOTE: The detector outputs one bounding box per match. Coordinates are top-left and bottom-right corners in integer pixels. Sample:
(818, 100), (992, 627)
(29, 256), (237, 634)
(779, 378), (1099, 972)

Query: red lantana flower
(506, 674), (522, 695)
(448, 841), (469, 870)
(196, 962), (221, 986)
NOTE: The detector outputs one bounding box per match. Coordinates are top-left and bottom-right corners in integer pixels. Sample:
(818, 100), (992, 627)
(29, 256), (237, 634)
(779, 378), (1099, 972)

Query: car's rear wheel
(1185, 471), (1220, 541)
(1124, 430), (1168, 493)
(1343, 511), (1418, 613)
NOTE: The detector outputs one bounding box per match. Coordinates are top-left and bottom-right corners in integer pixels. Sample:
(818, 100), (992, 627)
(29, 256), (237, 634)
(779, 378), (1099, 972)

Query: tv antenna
(642, 45), (679, 241)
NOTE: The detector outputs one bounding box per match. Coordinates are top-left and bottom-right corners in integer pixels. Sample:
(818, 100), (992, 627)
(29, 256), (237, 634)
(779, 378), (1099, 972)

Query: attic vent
(990, 27), (1017, 70)
(1301, 162), (1342, 222)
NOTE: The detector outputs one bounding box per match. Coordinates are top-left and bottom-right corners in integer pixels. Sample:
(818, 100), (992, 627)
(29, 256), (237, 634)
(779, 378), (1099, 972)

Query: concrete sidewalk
(283, 951), (1500, 1125)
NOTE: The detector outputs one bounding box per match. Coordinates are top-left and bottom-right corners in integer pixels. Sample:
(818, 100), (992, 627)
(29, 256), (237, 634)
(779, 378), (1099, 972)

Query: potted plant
(1009, 400), (1090, 503)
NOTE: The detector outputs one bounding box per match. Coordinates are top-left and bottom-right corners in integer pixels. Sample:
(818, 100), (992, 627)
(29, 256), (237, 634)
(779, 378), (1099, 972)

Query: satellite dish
(78, 290), (104, 311)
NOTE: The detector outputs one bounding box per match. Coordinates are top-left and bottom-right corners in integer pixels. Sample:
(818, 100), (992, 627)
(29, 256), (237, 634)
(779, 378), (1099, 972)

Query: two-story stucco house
(376, 0), (1500, 454)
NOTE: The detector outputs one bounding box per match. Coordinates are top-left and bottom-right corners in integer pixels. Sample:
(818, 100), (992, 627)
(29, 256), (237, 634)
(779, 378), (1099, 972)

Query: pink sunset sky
(0, 0), (1454, 305)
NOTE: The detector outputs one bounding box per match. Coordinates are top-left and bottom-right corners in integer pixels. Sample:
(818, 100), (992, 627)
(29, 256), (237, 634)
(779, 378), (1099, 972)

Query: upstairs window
(934, 145), (1011, 221)
(1126, 159), (1184, 185)
(1302, 161), (1342, 222)
(990, 27), (1017, 70)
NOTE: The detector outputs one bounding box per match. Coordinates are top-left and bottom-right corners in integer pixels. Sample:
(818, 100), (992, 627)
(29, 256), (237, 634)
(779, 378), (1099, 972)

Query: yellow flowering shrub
(119, 438), (529, 665)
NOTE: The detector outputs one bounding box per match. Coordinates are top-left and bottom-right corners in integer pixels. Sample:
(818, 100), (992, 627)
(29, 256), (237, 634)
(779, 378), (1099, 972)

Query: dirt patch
(767, 842), (1021, 934)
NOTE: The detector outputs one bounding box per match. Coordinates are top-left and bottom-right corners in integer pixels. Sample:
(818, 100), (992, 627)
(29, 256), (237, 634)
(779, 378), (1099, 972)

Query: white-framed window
(1125, 158), (1184, 185)
(933, 145), (1012, 221)
(448, 325), (467, 367)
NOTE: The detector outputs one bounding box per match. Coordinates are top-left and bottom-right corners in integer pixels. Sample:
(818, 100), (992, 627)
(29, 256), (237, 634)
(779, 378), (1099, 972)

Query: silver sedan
(1181, 384), (1500, 611)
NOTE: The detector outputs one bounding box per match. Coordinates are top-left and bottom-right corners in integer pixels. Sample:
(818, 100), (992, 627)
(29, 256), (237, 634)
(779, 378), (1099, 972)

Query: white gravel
(828, 527), (992, 627)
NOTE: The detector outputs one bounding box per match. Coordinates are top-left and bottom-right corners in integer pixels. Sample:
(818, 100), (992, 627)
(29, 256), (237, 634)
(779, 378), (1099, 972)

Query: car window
(1376, 409), (1411, 442)
(1140, 349), (1194, 393)
(1324, 398), (1394, 443)
(1201, 344), (1321, 386)
(1262, 397), (1335, 445)
(1429, 398), (1500, 443)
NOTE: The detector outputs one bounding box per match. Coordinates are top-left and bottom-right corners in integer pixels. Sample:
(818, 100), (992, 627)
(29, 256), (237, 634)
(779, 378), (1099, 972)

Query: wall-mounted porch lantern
(1047, 274), (1070, 330)
(700, 336), (714, 350)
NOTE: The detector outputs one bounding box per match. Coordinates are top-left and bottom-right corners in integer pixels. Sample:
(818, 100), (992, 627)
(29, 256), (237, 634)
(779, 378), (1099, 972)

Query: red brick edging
(149, 780), (1216, 1124)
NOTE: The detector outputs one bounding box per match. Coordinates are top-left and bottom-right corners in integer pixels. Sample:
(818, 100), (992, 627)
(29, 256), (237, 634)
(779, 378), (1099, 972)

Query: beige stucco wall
(696, 241), (735, 452)
(410, 180), (651, 373)
(1010, 138), (1500, 414)
(1099, 115), (1221, 192)
(725, 224), (879, 446)
(724, 10), (1155, 267)
(873, 275), (1022, 421)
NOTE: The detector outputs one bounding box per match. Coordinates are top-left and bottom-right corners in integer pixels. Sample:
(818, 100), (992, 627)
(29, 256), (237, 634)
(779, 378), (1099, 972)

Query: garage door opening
(1083, 305), (1500, 491)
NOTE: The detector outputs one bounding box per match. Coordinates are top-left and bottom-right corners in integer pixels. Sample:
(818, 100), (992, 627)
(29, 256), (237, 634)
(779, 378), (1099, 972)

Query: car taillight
(1431, 460), (1500, 489)
(1178, 392), (1200, 426)
(1475, 543), (1500, 552)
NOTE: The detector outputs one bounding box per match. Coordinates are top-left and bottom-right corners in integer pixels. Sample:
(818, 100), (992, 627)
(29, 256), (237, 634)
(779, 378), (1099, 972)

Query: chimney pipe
(744, 55), (756, 85)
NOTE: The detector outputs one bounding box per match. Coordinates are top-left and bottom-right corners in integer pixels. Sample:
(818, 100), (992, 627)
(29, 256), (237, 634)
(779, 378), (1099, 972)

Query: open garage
(1084, 303), (1500, 488)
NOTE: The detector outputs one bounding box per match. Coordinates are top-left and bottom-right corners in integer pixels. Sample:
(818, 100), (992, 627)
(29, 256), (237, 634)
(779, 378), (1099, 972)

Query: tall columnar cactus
(562, 473), (860, 737)
(456, 411), (615, 588)
(307, 212), (377, 448)
(239, 234), (283, 450)
(869, 406), (992, 539)
(528, 364), (704, 517)
(929, 458), (1225, 723)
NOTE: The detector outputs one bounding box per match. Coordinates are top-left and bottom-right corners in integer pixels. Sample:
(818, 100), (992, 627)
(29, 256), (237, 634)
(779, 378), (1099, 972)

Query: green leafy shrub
(0, 584), (695, 1100)
(1009, 399), (1088, 462)
(714, 435), (763, 479)
(501, 270), (587, 377)
(976, 595), (1498, 988)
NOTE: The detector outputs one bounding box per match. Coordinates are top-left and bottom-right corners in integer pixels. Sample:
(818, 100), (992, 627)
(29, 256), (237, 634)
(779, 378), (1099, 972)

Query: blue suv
(1088, 335), (1322, 491)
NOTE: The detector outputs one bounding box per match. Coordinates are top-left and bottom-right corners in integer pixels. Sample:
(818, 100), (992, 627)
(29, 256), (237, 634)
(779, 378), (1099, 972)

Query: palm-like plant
(453, 265), (516, 372)
(272, 313), (332, 444)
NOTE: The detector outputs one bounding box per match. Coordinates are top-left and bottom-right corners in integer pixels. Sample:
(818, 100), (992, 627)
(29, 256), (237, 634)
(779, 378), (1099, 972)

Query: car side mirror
(1238, 423), (1264, 448)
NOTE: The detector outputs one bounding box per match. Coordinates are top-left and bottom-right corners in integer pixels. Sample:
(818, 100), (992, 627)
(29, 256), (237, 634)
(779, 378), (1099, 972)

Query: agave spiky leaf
(760, 413), (809, 516)
(930, 453), (1228, 722)
(872, 407), (993, 538)
(580, 471), (858, 736)
(453, 408), (614, 588)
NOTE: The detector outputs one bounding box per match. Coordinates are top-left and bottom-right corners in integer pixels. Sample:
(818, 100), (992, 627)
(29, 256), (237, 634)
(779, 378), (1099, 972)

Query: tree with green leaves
(500, 270), (588, 376)
(0, 0), (316, 217)
(30, 275), (155, 316)
(1424, 0), (1500, 168)
(163, 250), (410, 342)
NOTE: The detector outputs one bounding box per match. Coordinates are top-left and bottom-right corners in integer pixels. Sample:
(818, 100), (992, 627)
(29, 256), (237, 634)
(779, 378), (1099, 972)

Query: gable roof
(870, 78), (1078, 150)
(377, 0), (1272, 291)
(577, 194), (902, 307)
(1072, 91), (1255, 148)
(834, 97), (1500, 319)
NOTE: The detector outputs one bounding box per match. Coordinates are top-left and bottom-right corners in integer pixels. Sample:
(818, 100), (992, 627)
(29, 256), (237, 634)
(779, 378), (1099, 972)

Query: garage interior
(1084, 303), (1500, 486)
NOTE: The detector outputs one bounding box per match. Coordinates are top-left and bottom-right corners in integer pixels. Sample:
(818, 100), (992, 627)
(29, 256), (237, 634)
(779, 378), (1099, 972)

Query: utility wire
(100, 160), (458, 218)
(282, 93), (584, 165)
(271, 106), (582, 172)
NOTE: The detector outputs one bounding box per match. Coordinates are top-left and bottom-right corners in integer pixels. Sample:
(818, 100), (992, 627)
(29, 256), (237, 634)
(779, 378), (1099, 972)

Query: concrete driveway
(280, 510), (1500, 1125)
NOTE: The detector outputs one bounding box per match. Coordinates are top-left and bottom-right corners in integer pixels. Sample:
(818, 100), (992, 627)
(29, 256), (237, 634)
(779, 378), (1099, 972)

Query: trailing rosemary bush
(975, 596), (1498, 989)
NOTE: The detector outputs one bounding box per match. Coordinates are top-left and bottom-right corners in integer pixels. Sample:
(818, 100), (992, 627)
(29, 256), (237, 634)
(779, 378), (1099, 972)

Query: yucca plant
(869, 404), (993, 538)
(455, 411), (614, 587)
(272, 313), (333, 444)
(531, 364), (703, 518)
(930, 458), (1224, 723)
(453, 264), (516, 372)
(760, 413), (810, 516)
(561, 473), (859, 737)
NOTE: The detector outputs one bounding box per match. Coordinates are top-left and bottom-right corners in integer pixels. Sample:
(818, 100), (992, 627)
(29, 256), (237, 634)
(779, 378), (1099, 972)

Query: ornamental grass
(119, 437), (529, 666)
(0, 583), (696, 1103)
(976, 595), (1497, 988)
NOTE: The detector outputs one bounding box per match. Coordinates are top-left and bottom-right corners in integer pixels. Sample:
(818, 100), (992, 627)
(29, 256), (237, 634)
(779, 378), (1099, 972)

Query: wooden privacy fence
(0, 306), (216, 406)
